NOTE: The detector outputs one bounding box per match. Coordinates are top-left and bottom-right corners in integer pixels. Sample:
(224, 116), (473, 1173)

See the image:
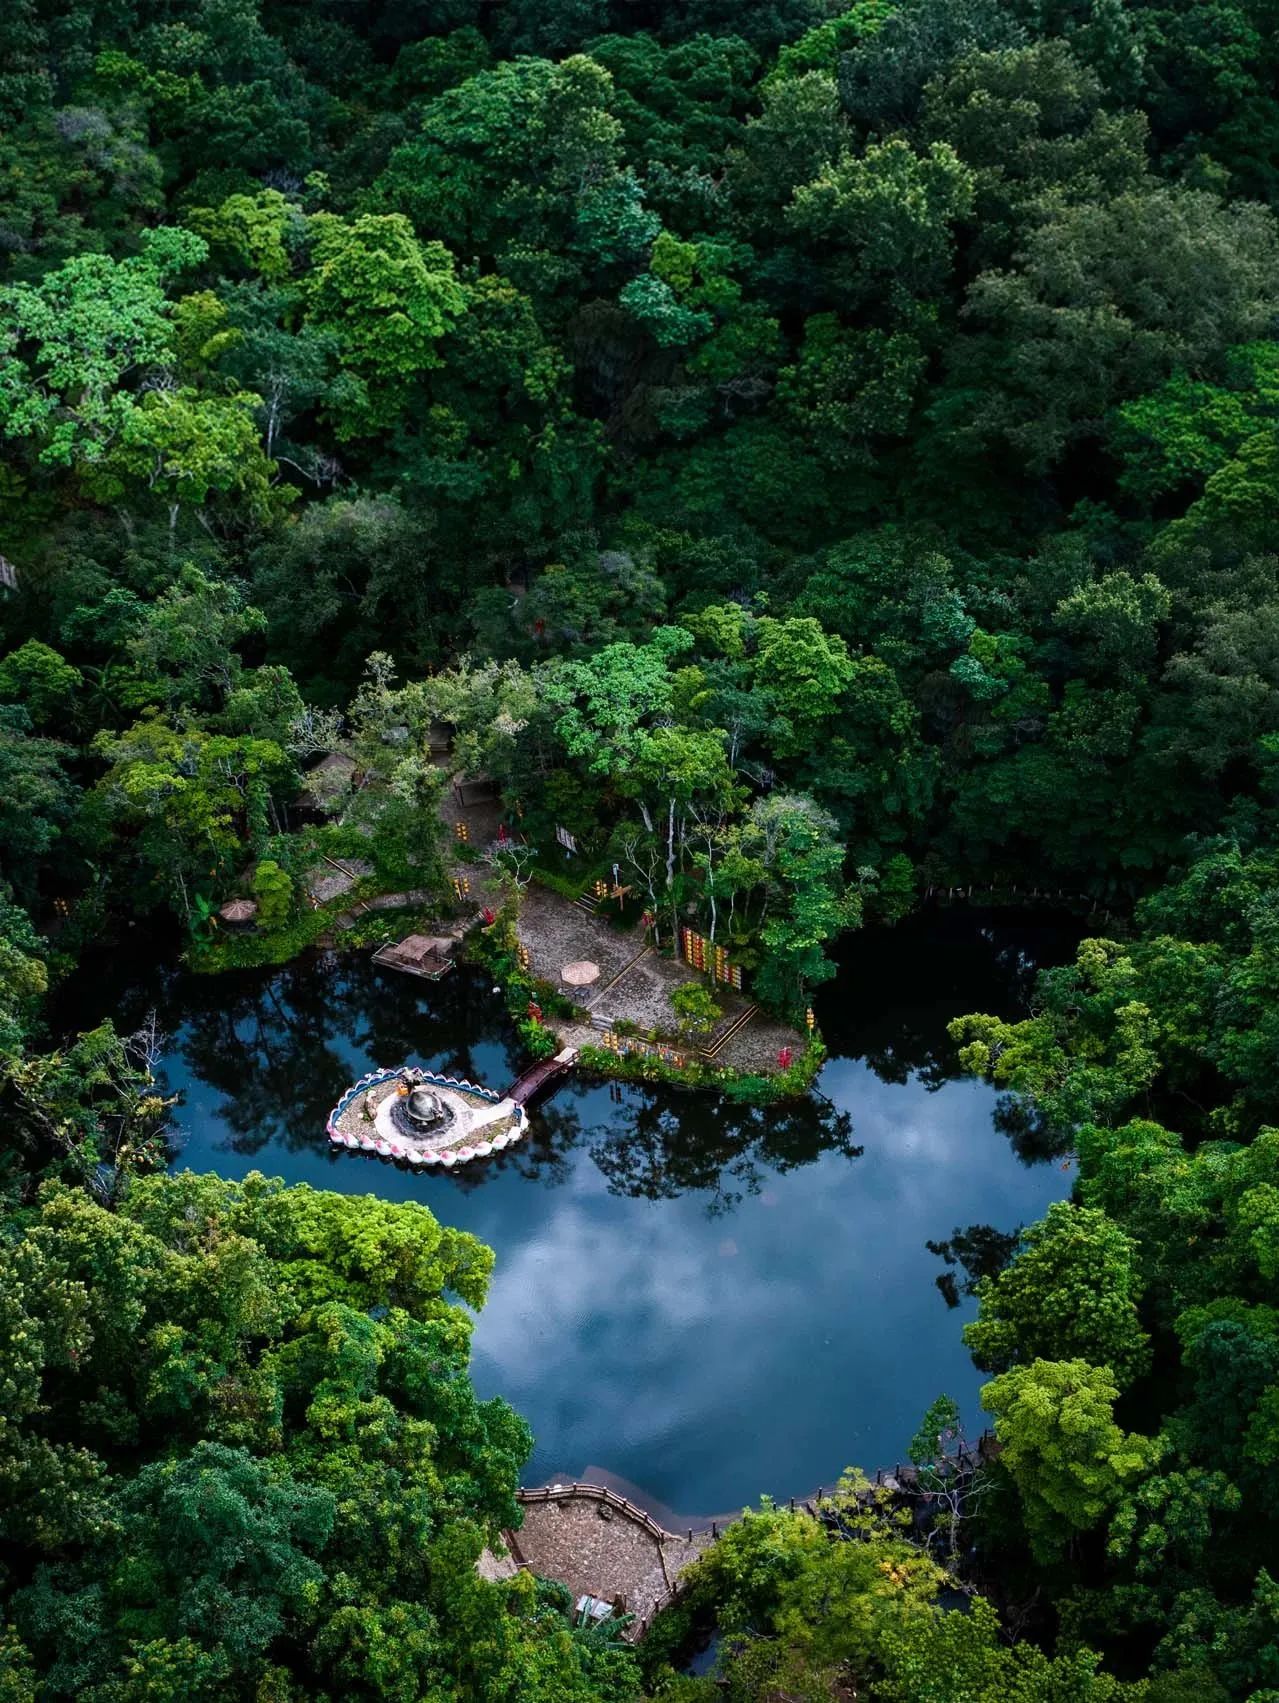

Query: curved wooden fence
(515, 1481), (679, 1548)
(509, 1481), (698, 1640)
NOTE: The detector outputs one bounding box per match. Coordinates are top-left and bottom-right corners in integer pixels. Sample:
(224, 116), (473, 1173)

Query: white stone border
(326, 1067), (528, 1167)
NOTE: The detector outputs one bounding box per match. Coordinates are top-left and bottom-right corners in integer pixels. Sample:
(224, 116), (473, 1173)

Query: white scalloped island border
(325, 1066), (528, 1167)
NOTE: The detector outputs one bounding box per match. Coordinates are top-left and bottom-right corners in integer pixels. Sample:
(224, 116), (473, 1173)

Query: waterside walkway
(507, 1438), (1001, 1641)
(505, 1484), (713, 1640)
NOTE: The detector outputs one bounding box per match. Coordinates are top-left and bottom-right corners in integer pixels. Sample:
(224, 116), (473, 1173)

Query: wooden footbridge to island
(508, 1046), (578, 1107)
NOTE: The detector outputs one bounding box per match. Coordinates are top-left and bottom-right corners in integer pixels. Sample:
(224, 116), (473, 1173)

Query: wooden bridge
(508, 1046), (578, 1107)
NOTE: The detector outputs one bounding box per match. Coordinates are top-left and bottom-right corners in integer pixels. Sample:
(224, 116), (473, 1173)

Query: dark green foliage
(0, 1174), (634, 1699)
(5, 0), (1279, 1693)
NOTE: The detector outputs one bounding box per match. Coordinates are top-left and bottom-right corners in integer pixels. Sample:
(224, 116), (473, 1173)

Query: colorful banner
(680, 928), (742, 989)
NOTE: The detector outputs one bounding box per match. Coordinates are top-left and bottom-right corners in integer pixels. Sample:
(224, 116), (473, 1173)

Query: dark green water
(59, 908), (1078, 1520)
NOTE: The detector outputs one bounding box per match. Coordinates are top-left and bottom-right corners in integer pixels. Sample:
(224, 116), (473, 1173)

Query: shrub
(517, 1018), (559, 1060)
(671, 980), (723, 1041)
(252, 860), (294, 928)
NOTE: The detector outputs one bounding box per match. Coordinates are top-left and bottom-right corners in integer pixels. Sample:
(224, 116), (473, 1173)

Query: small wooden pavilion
(297, 752), (358, 816)
(371, 932), (457, 981)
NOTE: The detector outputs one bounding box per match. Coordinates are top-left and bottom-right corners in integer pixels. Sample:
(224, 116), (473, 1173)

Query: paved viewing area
(507, 1485), (712, 1638)
(511, 883), (804, 1071)
(435, 783), (806, 1070)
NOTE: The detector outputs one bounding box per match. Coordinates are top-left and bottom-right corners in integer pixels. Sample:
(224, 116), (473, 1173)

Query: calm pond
(59, 907), (1079, 1519)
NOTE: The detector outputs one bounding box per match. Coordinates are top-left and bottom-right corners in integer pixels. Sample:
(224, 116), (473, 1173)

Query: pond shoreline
(49, 909), (1081, 1513)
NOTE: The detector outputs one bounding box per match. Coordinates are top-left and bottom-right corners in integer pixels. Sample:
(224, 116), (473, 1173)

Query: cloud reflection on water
(57, 908), (1080, 1513)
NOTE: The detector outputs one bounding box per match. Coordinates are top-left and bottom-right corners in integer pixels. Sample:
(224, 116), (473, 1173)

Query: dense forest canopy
(2, 0), (1279, 1694)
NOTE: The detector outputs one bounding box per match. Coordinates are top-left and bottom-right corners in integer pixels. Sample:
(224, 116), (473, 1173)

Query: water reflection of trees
(991, 1093), (1076, 1164)
(819, 909), (1083, 1092)
(817, 910), (1083, 1310)
(92, 909), (1081, 1217)
(583, 1084), (862, 1216)
(122, 949), (860, 1206)
(927, 1223), (1022, 1307)
(173, 958), (518, 1157)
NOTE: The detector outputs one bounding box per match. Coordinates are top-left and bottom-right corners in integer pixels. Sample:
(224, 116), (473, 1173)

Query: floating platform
(371, 932), (457, 980)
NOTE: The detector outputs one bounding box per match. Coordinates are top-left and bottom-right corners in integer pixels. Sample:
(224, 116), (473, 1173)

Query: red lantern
(481, 905), (496, 925)
(778, 1047), (793, 1069)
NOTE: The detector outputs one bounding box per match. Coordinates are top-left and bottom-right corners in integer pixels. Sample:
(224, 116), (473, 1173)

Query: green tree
(96, 386), (284, 538)
(18, 1443), (335, 1689)
(751, 792), (855, 1011)
(950, 938), (1161, 1136)
(250, 860), (292, 927)
(982, 1359), (1160, 1561)
(0, 642), (82, 729)
(0, 898), (46, 1060)
(0, 1173), (565, 1699)
(4, 1020), (173, 1203)
(965, 1201), (1151, 1386)
(778, 316), (928, 468)
(376, 55), (656, 279)
(185, 188), (299, 281)
(86, 715), (292, 922)
(752, 616), (855, 758)
(0, 228), (206, 471)
(948, 188), (1279, 471)
(789, 136), (975, 303)
(0, 710), (78, 895)
(304, 213), (466, 438)
(671, 980), (722, 1042)
(124, 565), (266, 711)
(874, 1594), (1149, 1701)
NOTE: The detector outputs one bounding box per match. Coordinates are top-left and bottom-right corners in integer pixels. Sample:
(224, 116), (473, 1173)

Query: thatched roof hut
(298, 752), (358, 812)
(372, 933), (456, 980)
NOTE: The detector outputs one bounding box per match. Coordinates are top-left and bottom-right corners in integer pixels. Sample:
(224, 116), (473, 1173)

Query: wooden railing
(514, 1481), (681, 1548)
(508, 1047), (577, 1106)
(925, 882), (1124, 928)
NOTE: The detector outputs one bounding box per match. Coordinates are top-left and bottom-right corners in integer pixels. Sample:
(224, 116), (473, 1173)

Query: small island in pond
(327, 1064), (527, 1166)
